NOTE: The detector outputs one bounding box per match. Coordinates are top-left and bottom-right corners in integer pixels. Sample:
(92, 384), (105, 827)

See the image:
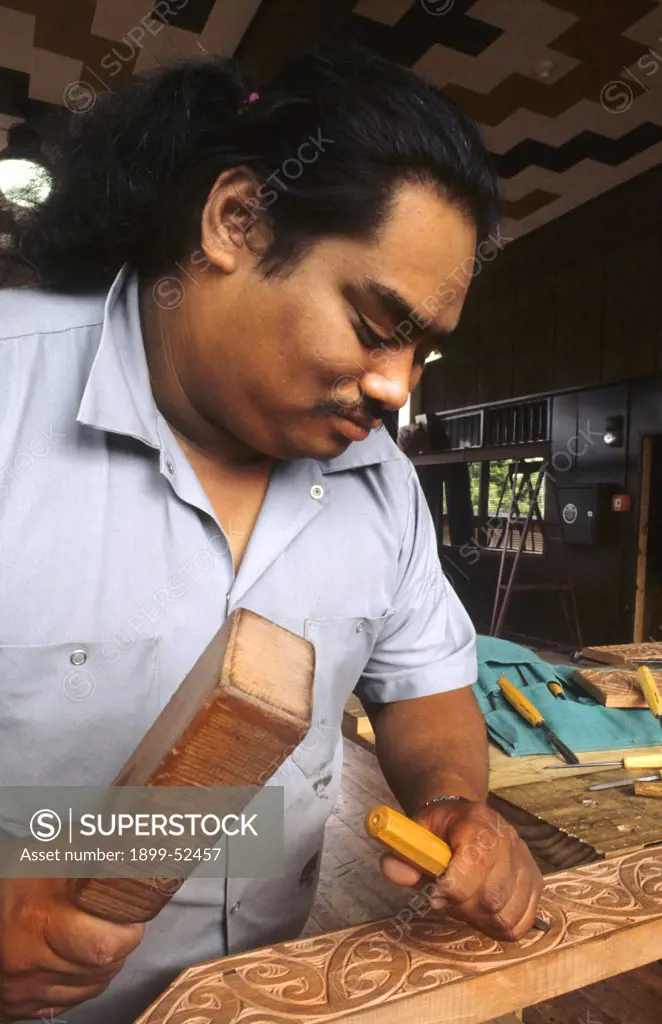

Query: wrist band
(420, 795), (473, 811)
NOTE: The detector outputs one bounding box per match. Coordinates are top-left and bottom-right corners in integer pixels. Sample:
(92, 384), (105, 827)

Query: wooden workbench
(344, 693), (659, 784)
(343, 694), (662, 870)
(129, 703), (662, 1024)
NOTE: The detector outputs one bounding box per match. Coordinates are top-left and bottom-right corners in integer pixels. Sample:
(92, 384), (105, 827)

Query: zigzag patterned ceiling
(1, 0), (662, 238)
(351, 0), (662, 236)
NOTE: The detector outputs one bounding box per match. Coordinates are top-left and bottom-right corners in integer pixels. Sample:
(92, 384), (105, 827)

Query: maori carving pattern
(583, 643), (662, 663)
(135, 851), (662, 1024)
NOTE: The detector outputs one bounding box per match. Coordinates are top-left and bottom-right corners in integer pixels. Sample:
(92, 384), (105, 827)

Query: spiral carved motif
(135, 851), (662, 1024)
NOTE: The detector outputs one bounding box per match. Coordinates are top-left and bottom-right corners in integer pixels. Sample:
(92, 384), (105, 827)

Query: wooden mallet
(68, 609), (314, 924)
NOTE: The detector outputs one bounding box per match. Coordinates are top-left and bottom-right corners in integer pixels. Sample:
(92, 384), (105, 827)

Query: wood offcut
(634, 781), (662, 799)
(573, 666), (662, 708)
(580, 642), (662, 667)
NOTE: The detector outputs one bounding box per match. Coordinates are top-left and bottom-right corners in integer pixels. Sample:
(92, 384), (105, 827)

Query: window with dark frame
(441, 457), (546, 556)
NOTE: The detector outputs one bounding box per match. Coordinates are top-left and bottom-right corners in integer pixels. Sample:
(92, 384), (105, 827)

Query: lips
(329, 411), (382, 443)
(339, 411), (381, 432)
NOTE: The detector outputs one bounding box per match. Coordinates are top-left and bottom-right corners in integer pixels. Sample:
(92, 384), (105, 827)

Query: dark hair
(2, 43), (499, 291)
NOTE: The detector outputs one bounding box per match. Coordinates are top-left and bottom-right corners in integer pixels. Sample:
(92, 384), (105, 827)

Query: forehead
(372, 183), (477, 326)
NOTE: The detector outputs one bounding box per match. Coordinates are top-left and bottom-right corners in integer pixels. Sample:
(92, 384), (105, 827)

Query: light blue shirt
(0, 265), (476, 1023)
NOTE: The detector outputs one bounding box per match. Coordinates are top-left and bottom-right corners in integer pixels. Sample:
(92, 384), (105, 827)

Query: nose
(361, 350), (419, 413)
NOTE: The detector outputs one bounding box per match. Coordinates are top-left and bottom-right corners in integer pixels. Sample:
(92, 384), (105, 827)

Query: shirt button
(230, 901), (241, 914)
(355, 621), (366, 633)
(70, 648), (87, 666)
(165, 459), (175, 475)
(310, 484), (324, 500)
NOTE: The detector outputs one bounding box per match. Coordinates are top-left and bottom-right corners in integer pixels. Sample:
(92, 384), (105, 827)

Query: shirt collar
(318, 424), (402, 473)
(77, 264), (403, 471)
(77, 264), (161, 449)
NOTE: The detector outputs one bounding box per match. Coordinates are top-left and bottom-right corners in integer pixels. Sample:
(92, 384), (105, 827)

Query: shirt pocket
(292, 612), (393, 779)
(0, 638), (160, 788)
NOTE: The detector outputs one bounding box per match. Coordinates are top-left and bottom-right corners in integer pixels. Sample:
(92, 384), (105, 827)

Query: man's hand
(1, 878), (144, 1021)
(380, 801), (543, 942)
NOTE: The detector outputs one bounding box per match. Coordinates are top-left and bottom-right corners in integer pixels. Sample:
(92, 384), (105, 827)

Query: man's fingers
(496, 867), (544, 942)
(44, 906), (144, 969)
(4, 978), (112, 1021)
(491, 845), (543, 941)
(491, 875), (535, 941)
(444, 863), (543, 942)
(437, 829), (500, 905)
(380, 853), (422, 888)
(11, 961), (123, 987)
(389, 813), (510, 907)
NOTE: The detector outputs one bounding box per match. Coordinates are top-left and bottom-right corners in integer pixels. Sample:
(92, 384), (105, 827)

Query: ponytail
(2, 44), (498, 291)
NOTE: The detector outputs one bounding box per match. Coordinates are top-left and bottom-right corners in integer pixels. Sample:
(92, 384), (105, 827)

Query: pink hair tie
(239, 91), (260, 112)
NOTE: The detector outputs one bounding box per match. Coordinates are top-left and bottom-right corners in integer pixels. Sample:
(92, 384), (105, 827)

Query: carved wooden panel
(134, 849), (662, 1024)
(580, 643), (662, 667)
(490, 771), (662, 865)
(573, 666), (662, 708)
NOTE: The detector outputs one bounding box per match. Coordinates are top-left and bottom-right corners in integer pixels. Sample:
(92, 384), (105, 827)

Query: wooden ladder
(489, 459), (582, 647)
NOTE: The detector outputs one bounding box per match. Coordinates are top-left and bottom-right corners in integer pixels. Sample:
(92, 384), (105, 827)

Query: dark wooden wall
(434, 374), (662, 647)
(422, 164), (662, 415)
(418, 163), (662, 646)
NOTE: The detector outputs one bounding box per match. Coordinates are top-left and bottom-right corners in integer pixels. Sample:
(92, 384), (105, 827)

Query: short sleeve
(354, 465), (477, 704)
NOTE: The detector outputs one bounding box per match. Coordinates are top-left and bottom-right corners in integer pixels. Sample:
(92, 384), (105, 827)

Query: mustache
(316, 396), (387, 421)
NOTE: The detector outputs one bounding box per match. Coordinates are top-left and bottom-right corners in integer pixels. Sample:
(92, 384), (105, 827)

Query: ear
(200, 169), (271, 273)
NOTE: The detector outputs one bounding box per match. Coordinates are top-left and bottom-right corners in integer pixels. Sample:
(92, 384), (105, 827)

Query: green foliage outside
(466, 458), (545, 517)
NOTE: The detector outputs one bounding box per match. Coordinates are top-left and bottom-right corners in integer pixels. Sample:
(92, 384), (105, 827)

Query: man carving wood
(0, 43), (541, 1024)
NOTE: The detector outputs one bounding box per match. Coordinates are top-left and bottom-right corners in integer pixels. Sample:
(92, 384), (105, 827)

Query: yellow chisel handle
(623, 754), (662, 769)
(637, 666), (662, 719)
(365, 804), (551, 936)
(365, 805), (452, 876)
(497, 676), (544, 727)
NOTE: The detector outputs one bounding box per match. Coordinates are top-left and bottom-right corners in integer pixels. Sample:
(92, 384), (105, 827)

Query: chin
(291, 435), (352, 460)
(275, 422), (353, 460)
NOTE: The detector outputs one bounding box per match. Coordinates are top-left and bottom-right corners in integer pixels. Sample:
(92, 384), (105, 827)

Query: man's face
(172, 181), (477, 460)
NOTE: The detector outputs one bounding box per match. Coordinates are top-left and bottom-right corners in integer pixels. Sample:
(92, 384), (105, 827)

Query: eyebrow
(358, 278), (455, 346)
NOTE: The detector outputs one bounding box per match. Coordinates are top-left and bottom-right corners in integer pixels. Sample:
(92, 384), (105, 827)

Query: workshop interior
(2, 2), (662, 1023)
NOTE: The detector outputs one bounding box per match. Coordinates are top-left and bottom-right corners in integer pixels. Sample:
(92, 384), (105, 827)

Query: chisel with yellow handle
(365, 804), (550, 934)
(637, 665), (662, 734)
(587, 771), (662, 792)
(545, 753), (662, 770)
(497, 675), (579, 765)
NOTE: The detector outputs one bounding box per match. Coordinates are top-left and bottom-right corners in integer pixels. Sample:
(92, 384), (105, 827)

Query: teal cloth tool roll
(473, 635), (662, 757)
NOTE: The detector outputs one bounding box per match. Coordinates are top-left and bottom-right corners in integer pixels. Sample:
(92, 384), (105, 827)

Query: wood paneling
(475, 284), (514, 406)
(602, 232), (661, 383)
(444, 296), (479, 410)
(421, 358), (445, 414)
(512, 272), (556, 398)
(554, 258), (603, 390)
(425, 165), (662, 415)
(235, 0), (357, 81)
